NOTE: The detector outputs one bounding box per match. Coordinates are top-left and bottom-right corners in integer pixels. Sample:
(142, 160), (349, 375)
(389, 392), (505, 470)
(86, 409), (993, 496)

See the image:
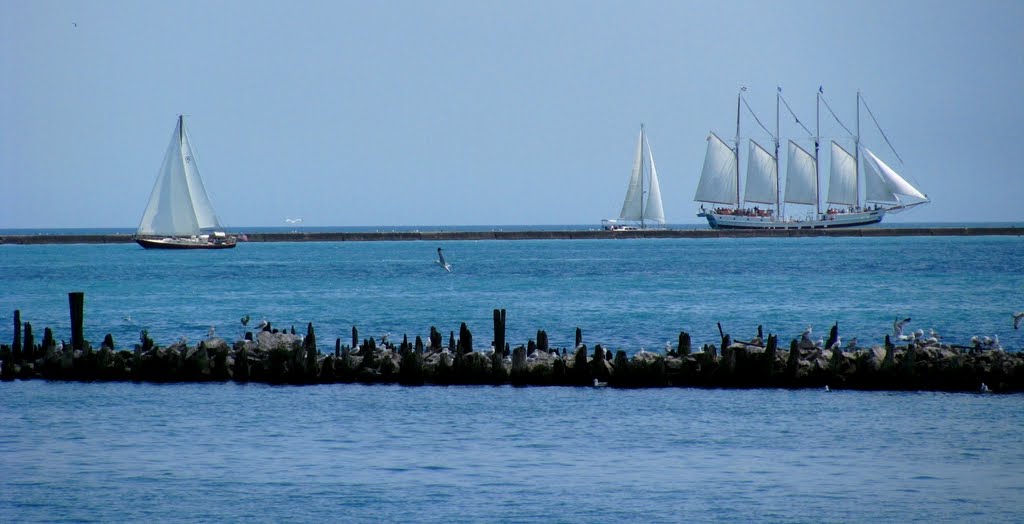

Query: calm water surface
(1, 381), (1022, 523)
(2, 235), (1023, 522)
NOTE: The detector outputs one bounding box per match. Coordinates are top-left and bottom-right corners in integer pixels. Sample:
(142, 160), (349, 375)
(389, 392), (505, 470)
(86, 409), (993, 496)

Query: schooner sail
(135, 115), (236, 249)
(695, 88), (929, 230)
(605, 125), (665, 229)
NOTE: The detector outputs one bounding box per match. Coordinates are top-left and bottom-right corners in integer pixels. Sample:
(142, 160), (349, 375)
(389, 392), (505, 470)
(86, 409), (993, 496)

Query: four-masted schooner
(694, 88), (928, 230)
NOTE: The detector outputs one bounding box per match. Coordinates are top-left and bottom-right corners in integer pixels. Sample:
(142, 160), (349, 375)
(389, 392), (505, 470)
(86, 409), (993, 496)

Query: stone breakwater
(2, 303), (1021, 392)
(0, 226), (1021, 244)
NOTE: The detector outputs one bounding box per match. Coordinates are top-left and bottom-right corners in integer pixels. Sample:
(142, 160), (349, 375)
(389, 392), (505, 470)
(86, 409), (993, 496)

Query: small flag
(819, 85), (824, 93)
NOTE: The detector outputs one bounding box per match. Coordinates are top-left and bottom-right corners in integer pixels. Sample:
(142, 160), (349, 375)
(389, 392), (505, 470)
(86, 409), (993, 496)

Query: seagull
(122, 313), (133, 323)
(1014, 312), (1024, 330)
(824, 385), (831, 392)
(893, 317), (911, 338)
(799, 326), (815, 349)
(979, 382), (990, 393)
(285, 218), (302, 224)
(257, 319), (269, 331)
(593, 378), (608, 387)
(829, 336), (842, 351)
(207, 325), (216, 337)
(435, 247), (451, 272)
(241, 314), (250, 327)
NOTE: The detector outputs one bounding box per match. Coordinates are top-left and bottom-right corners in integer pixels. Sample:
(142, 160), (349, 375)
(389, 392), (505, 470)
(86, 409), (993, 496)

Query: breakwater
(1, 226), (1021, 244)
(3, 296), (1021, 392)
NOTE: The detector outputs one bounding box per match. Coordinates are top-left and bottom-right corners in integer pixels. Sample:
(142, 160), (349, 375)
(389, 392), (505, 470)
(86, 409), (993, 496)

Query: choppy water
(2, 234), (1023, 522)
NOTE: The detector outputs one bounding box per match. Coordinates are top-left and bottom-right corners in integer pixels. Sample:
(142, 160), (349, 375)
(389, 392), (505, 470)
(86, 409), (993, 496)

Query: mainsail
(784, 140), (817, 205)
(642, 135), (665, 224)
(137, 116), (223, 237)
(744, 140), (777, 205)
(694, 132), (738, 205)
(827, 141), (858, 206)
(862, 146), (928, 204)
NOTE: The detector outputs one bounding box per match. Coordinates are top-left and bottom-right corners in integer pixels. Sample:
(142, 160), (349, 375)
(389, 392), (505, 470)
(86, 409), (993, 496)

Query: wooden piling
(69, 292), (84, 350)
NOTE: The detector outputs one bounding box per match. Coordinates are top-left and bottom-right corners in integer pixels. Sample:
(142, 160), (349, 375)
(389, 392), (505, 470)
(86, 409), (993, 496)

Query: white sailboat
(135, 115), (236, 249)
(695, 89), (928, 230)
(603, 125), (665, 230)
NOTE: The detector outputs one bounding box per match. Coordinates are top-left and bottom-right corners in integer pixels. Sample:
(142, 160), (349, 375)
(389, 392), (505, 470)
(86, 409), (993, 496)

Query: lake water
(1, 233), (1023, 522)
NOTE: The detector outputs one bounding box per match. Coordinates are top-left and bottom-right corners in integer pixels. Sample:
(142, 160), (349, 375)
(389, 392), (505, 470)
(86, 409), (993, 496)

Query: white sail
(179, 123), (222, 230)
(862, 146), (927, 204)
(619, 131), (645, 221)
(694, 132), (738, 205)
(784, 140), (817, 206)
(642, 135), (665, 224)
(827, 141), (858, 206)
(137, 116), (223, 237)
(744, 140), (777, 205)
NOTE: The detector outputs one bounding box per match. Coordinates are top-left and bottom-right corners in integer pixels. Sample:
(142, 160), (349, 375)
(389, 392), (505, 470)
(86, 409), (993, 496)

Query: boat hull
(135, 237), (237, 249)
(699, 209), (885, 230)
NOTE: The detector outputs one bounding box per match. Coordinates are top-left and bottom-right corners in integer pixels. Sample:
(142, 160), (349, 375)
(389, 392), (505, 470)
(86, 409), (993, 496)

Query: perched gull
(1014, 311), (1024, 330)
(208, 325), (216, 337)
(980, 382), (990, 394)
(257, 319), (269, 331)
(435, 247), (452, 272)
(799, 326), (815, 349)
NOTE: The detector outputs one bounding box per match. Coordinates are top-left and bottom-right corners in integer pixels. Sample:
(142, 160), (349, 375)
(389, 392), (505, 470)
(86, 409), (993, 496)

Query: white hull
(699, 208), (885, 230)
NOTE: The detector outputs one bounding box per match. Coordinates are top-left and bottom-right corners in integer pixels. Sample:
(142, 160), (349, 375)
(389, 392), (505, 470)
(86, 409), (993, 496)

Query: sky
(2, 0), (1022, 228)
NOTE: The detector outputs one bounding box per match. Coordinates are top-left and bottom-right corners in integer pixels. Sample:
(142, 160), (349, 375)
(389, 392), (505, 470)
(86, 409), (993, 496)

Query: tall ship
(694, 88), (928, 230)
(602, 124), (665, 230)
(135, 115), (237, 249)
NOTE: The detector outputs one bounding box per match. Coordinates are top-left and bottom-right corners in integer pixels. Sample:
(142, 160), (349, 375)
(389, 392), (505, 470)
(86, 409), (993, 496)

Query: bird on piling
(1013, 312), (1024, 330)
(257, 319), (269, 331)
(435, 247), (452, 272)
(799, 326), (815, 350)
(207, 325), (216, 337)
(829, 336), (842, 351)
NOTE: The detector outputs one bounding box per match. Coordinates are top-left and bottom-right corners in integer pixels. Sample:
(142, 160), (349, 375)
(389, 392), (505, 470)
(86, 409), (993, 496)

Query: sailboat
(135, 115), (237, 249)
(602, 125), (665, 230)
(694, 89), (928, 230)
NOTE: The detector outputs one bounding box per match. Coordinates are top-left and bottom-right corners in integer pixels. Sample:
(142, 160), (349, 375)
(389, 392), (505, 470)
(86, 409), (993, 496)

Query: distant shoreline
(1, 227), (1021, 244)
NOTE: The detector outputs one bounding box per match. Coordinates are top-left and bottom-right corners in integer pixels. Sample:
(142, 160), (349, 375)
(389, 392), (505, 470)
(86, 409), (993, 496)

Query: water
(1, 381), (1021, 523)
(2, 233), (1023, 522)
(1, 235), (1022, 351)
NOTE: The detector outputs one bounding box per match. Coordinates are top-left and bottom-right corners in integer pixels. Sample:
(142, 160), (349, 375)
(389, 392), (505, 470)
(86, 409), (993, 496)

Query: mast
(855, 91), (861, 210)
(775, 88), (781, 217)
(736, 88), (743, 210)
(640, 123), (645, 229)
(178, 115), (184, 145)
(815, 89), (821, 215)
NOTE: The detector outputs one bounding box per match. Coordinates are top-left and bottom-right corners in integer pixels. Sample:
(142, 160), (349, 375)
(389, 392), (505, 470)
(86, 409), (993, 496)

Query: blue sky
(2, 0), (1022, 228)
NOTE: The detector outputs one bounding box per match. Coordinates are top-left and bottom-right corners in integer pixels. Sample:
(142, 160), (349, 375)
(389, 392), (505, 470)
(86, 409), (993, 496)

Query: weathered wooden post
(883, 335), (895, 369)
(764, 334), (778, 377)
(679, 331), (691, 356)
(23, 322), (35, 362)
(786, 339), (800, 377)
(12, 310), (22, 360)
(537, 330), (548, 353)
(575, 327), (582, 349)
(335, 338), (341, 358)
(826, 323), (839, 352)
(351, 326), (358, 352)
(69, 292), (84, 350)
(458, 322), (472, 354)
(493, 309), (506, 358)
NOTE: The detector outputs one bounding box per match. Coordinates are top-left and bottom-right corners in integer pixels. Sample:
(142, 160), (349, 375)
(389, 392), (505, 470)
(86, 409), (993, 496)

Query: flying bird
(893, 317), (911, 338)
(1013, 312), (1023, 330)
(241, 314), (250, 326)
(285, 218), (302, 224)
(435, 247), (451, 272)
